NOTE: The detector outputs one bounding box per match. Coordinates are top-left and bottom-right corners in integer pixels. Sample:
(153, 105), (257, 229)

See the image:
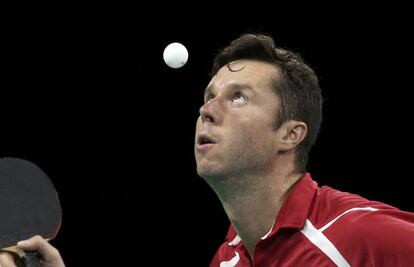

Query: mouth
(198, 135), (216, 145)
(196, 134), (216, 151)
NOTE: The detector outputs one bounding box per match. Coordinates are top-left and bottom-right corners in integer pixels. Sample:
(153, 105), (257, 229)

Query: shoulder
(346, 208), (414, 245)
(327, 207), (414, 243)
(328, 208), (414, 265)
(310, 186), (414, 265)
(311, 185), (398, 226)
(314, 185), (414, 241)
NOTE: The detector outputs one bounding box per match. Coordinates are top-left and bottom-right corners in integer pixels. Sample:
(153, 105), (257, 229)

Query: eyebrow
(203, 83), (255, 98)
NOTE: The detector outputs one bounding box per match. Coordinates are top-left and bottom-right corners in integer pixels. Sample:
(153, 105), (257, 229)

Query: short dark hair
(211, 33), (322, 172)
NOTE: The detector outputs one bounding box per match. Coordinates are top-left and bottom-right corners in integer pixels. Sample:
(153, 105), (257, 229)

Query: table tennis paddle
(0, 157), (62, 267)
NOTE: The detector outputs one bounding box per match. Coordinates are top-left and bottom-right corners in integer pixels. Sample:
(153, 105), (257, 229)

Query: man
(195, 33), (414, 266)
(0, 236), (65, 267)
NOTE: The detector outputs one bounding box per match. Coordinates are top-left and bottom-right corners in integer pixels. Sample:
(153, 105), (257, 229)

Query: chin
(196, 165), (223, 180)
(196, 166), (210, 178)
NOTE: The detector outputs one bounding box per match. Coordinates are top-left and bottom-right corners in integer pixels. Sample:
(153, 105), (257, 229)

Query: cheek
(196, 116), (202, 127)
(195, 117), (202, 133)
(234, 122), (274, 147)
(226, 124), (255, 148)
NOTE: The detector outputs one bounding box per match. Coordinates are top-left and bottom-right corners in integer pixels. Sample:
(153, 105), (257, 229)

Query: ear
(278, 120), (308, 151)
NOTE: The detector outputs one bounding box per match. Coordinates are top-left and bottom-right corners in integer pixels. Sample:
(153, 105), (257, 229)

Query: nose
(199, 98), (222, 124)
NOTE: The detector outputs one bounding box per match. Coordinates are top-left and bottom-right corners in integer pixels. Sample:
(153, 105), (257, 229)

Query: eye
(205, 94), (215, 103)
(232, 92), (246, 104)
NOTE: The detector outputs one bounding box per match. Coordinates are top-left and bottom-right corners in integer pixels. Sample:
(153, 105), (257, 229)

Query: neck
(208, 162), (303, 259)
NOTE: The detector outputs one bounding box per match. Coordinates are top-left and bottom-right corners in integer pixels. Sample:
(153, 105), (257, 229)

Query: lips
(196, 133), (217, 152)
(197, 134), (216, 145)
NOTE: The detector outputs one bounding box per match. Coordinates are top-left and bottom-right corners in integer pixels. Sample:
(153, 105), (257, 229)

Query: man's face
(195, 60), (282, 180)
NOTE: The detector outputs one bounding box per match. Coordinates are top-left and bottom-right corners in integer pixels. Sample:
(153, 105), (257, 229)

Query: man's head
(195, 33), (322, 181)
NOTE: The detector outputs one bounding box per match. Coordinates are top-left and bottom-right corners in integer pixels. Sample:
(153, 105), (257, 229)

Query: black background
(2, 5), (413, 266)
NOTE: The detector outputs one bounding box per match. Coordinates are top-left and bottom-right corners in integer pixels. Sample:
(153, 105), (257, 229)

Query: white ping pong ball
(163, 42), (188, 69)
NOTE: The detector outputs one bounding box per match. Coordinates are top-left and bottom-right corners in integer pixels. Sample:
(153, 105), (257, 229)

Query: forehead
(207, 60), (281, 93)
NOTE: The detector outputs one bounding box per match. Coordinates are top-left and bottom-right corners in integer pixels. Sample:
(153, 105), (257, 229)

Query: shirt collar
(272, 173), (317, 231)
(225, 173), (318, 243)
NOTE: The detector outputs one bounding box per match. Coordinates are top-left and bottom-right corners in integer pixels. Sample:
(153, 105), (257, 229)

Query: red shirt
(210, 173), (414, 266)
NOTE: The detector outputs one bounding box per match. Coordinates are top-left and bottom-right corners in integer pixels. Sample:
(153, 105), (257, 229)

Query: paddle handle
(23, 252), (40, 267)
